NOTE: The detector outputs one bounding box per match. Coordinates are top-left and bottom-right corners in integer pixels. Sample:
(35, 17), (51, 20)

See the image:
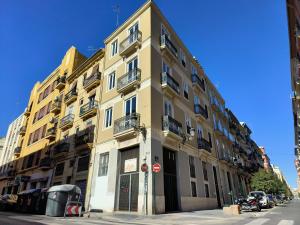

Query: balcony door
(66, 104), (74, 116)
(128, 23), (139, 43)
(127, 58), (138, 81)
(125, 96), (136, 116)
(164, 99), (173, 117)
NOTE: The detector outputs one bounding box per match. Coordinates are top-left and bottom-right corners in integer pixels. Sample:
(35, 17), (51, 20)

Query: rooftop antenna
(113, 4), (120, 27)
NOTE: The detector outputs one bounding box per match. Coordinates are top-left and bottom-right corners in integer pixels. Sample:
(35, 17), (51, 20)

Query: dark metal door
(213, 166), (221, 208)
(163, 148), (178, 212)
(118, 147), (139, 211)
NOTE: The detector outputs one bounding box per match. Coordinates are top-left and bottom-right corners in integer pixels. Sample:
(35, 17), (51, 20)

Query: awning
(18, 188), (41, 195)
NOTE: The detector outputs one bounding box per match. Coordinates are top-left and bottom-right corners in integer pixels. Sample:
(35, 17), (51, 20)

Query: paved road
(230, 200), (299, 225)
(0, 200), (299, 225)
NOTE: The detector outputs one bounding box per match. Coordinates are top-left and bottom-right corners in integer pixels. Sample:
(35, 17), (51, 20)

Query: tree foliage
(250, 169), (292, 196)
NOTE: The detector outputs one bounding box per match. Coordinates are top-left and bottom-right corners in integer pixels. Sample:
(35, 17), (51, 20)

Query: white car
(248, 191), (270, 208)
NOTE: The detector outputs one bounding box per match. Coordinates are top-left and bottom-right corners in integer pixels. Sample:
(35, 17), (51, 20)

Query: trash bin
(34, 188), (48, 215)
(46, 184), (81, 217)
(16, 189), (41, 213)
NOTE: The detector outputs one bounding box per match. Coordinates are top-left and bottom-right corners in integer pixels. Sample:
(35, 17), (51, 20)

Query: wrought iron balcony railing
(117, 68), (141, 92)
(160, 34), (178, 58)
(191, 74), (205, 92)
(83, 72), (101, 90)
(119, 30), (142, 54)
(60, 114), (74, 129)
(194, 104), (208, 119)
(75, 128), (94, 147)
(161, 72), (180, 95)
(197, 138), (211, 152)
(162, 115), (183, 137)
(64, 89), (77, 103)
(79, 101), (98, 118)
(114, 113), (140, 135)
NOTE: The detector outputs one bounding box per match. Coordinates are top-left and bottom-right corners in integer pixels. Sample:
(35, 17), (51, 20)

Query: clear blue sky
(0, 0), (295, 187)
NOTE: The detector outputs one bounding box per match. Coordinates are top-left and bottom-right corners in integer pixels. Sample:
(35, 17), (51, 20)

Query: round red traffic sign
(152, 163), (161, 173)
(141, 163), (148, 172)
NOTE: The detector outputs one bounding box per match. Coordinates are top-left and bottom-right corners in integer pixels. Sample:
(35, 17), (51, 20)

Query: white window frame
(124, 95), (137, 116)
(183, 81), (189, 100)
(164, 98), (174, 117)
(104, 107), (113, 128)
(191, 64), (197, 75)
(162, 60), (171, 75)
(185, 113), (192, 134)
(98, 152), (109, 177)
(111, 39), (118, 57)
(197, 124), (203, 139)
(107, 71), (116, 91)
(161, 23), (170, 38)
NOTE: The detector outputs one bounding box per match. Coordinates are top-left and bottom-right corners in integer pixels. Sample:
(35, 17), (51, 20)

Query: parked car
(249, 191), (270, 208)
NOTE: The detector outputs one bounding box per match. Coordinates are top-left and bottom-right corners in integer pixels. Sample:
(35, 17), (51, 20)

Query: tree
(250, 169), (287, 195)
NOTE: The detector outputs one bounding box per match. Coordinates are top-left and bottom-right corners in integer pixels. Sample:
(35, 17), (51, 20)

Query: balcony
(64, 89), (77, 105)
(24, 108), (31, 117)
(83, 72), (101, 92)
(14, 147), (21, 156)
(75, 128), (94, 149)
(119, 30), (142, 57)
(55, 76), (66, 90)
(52, 142), (70, 156)
(160, 34), (178, 62)
(197, 138), (211, 153)
(191, 74), (205, 93)
(59, 114), (74, 130)
(162, 115), (183, 141)
(117, 68), (141, 94)
(79, 101), (98, 120)
(214, 126), (224, 137)
(39, 157), (51, 170)
(19, 126), (27, 136)
(113, 113), (140, 140)
(161, 72), (180, 98)
(194, 104), (208, 121)
(219, 154), (232, 165)
(50, 100), (62, 114)
(45, 127), (56, 140)
(6, 168), (16, 179)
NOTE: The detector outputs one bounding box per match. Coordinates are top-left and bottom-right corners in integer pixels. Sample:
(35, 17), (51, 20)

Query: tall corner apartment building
(286, 0), (300, 191)
(0, 0), (265, 215)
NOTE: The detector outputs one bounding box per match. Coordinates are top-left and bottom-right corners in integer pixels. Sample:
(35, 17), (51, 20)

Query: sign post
(141, 163), (149, 215)
(152, 163), (161, 214)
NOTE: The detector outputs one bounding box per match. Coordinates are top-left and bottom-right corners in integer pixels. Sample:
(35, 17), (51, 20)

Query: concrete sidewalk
(83, 209), (245, 225)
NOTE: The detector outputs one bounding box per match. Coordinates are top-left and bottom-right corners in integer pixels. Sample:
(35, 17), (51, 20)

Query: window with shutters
(43, 85), (51, 99)
(98, 153), (109, 176)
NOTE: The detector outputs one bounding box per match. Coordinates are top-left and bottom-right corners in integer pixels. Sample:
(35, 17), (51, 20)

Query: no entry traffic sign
(141, 163), (148, 172)
(152, 163), (161, 173)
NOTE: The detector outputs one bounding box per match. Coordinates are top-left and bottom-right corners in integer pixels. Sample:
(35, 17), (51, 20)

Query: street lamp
(181, 127), (195, 144)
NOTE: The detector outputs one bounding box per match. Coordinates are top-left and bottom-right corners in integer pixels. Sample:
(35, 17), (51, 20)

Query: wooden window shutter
(41, 124), (47, 138)
(38, 92), (43, 103)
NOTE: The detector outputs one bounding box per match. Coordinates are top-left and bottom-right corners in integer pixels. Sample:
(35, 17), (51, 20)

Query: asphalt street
(0, 200), (298, 225)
